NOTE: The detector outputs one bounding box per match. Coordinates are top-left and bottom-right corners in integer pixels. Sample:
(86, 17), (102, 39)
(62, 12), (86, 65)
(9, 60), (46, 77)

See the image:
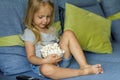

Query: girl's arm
(25, 41), (45, 65)
(24, 41), (61, 65)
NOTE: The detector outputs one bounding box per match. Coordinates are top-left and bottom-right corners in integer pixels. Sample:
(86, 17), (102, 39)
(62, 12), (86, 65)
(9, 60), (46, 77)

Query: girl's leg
(40, 64), (103, 79)
(40, 30), (103, 79)
(59, 30), (88, 67)
(59, 30), (104, 68)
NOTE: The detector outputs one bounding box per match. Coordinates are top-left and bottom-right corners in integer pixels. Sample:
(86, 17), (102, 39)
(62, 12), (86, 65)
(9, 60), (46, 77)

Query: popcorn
(40, 43), (65, 58)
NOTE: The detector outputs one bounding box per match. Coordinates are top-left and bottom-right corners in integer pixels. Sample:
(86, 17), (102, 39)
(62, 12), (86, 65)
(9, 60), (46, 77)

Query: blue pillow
(0, 46), (31, 75)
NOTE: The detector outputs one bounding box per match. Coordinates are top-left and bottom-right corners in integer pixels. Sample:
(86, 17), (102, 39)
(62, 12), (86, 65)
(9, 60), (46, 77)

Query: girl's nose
(43, 17), (47, 23)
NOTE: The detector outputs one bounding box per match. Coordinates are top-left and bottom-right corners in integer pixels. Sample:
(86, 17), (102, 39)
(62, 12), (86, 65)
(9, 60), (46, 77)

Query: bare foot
(81, 64), (104, 75)
(81, 64), (101, 69)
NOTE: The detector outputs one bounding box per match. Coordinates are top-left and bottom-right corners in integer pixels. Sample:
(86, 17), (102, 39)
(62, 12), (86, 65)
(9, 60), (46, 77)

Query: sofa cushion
(51, 0), (59, 22)
(58, 0), (104, 16)
(59, 0), (96, 8)
(107, 12), (120, 42)
(0, 46), (32, 76)
(101, 0), (120, 17)
(65, 59), (120, 80)
(64, 3), (112, 53)
(101, 0), (120, 42)
(111, 19), (120, 42)
(0, 0), (27, 37)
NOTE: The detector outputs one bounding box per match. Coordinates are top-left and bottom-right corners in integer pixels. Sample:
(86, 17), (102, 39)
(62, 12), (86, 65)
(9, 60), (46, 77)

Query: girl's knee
(63, 30), (75, 37)
(40, 64), (55, 77)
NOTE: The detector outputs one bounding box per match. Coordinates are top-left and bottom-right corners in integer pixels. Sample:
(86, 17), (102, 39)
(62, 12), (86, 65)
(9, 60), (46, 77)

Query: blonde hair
(24, 0), (54, 43)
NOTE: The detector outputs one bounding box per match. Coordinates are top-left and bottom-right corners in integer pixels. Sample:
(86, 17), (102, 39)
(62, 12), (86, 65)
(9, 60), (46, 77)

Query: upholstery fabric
(1, 0), (120, 80)
(0, 46), (31, 75)
(101, 0), (120, 17)
(0, 0), (31, 76)
(0, 70), (50, 80)
(65, 59), (120, 80)
(0, 0), (28, 37)
(51, 0), (59, 22)
(111, 19), (120, 42)
(58, 0), (104, 16)
(0, 53), (31, 75)
(100, 0), (120, 42)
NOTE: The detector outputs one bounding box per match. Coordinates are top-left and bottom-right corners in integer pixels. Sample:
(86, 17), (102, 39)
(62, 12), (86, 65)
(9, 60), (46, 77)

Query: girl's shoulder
(21, 28), (35, 43)
(24, 28), (33, 33)
(23, 28), (35, 37)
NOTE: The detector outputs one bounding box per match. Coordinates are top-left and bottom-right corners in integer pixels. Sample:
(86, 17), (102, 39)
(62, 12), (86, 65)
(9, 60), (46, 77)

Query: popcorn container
(40, 43), (65, 58)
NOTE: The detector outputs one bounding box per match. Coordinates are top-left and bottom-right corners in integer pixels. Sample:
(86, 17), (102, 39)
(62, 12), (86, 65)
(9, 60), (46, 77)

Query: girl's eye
(38, 15), (51, 19)
(47, 16), (50, 18)
(38, 16), (43, 19)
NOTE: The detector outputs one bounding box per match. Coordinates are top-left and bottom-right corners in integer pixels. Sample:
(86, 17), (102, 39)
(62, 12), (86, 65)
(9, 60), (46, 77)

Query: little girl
(21, 0), (103, 79)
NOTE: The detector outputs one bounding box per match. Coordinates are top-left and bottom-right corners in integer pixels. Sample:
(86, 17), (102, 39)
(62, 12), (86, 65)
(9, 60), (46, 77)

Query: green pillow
(108, 12), (120, 20)
(64, 3), (112, 54)
(0, 35), (24, 46)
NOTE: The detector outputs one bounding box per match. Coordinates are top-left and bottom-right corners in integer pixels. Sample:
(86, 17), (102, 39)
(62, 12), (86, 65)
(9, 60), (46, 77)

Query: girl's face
(33, 5), (53, 29)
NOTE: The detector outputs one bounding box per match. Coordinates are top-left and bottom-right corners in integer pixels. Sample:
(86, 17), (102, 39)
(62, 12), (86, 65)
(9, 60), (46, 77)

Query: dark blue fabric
(51, 0), (59, 22)
(58, 6), (65, 35)
(111, 19), (120, 42)
(101, 0), (120, 17)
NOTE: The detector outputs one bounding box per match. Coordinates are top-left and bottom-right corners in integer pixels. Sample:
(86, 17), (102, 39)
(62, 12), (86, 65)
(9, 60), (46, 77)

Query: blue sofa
(0, 0), (120, 80)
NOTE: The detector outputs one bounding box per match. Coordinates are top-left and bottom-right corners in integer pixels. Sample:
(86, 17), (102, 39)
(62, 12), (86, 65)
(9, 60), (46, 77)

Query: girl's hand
(44, 54), (62, 64)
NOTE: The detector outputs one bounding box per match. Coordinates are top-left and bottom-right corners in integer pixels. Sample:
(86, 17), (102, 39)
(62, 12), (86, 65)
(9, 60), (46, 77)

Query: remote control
(16, 75), (39, 80)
